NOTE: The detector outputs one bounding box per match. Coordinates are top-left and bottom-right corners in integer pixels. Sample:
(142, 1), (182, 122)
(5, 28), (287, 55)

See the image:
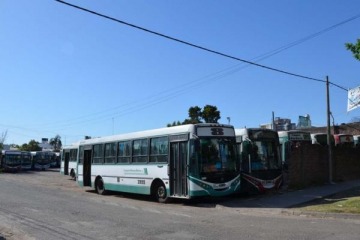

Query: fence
(287, 145), (360, 189)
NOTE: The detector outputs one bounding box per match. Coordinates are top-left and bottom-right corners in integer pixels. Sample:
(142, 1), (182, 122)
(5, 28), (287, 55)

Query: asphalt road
(0, 170), (359, 240)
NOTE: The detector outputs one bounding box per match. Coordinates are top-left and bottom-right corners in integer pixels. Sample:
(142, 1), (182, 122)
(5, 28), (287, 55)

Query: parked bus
(77, 123), (240, 202)
(61, 143), (79, 180)
(49, 152), (61, 168)
(21, 151), (33, 170)
(278, 130), (312, 168)
(235, 128), (282, 193)
(311, 133), (335, 146)
(334, 134), (354, 147)
(1, 150), (22, 172)
(354, 135), (360, 147)
(31, 151), (52, 170)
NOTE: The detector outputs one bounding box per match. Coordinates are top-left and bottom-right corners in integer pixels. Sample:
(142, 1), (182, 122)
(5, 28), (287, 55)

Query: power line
(50, 1), (356, 129)
(49, 0), (356, 130)
(55, 0), (327, 84)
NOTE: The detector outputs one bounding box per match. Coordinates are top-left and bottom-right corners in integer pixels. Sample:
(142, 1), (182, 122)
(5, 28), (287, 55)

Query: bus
(311, 133), (335, 146)
(61, 143), (79, 180)
(278, 130), (312, 168)
(76, 123), (240, 202)
(235, 128), (282, 193)
(21, 151), (33, 170)
(354, 135), (360, 147)
(1, 150), (22, 172)
(334, 134), (354, 147)
(50, 152), (61, 168)
(31, 151), (52, 170)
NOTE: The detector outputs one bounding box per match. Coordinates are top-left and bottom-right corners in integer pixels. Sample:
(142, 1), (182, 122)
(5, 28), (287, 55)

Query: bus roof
(1, 150), (22, 155)
(79, 123), (234, 146)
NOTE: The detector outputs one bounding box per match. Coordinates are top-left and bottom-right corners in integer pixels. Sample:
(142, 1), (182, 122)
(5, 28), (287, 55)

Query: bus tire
(70, 170), (76, 180)
(153, 181), (169, 203)
(95, 177), (106, 195)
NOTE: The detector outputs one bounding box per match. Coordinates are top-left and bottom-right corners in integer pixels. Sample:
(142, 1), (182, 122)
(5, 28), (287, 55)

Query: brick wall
(287, 145), (360, 189)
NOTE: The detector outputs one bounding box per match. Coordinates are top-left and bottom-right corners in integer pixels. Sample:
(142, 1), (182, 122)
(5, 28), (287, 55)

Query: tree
(345, 39), (360, 61)
(188, 106), (203, 124)
(50, 134), (62, 152)
(167, 121), (182, 127)
(201, 105), (221, 123)
(167, 104), (221, 126)
(19, 140), (41, 152)
(0, 130), (8, 150)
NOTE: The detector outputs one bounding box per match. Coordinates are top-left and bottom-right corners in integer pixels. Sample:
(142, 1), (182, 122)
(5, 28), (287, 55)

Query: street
(0, 170), (359, 240)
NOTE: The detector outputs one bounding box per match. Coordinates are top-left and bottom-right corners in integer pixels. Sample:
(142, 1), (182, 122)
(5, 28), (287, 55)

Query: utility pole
(326, 76), (333, 183)
(112, 117), (114, 135)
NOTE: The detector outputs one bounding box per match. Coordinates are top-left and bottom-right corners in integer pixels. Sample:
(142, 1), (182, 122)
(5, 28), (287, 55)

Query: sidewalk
(220, 179), (360, 209)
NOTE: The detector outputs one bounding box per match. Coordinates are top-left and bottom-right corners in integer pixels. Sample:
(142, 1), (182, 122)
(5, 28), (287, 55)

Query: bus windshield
(249, 140), (281, 170)
(199, 138), (237, 175)
(5, 155), (21, 165)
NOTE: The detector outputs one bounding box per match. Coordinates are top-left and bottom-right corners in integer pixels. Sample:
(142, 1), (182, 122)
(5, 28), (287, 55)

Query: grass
(295, 186), (360, 214)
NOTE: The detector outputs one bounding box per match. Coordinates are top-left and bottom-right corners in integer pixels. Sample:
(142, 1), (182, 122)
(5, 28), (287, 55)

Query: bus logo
(211, 128), (224, 136)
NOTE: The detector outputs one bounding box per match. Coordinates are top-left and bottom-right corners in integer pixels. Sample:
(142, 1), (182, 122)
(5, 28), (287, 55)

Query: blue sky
(1, 0), (359, 146)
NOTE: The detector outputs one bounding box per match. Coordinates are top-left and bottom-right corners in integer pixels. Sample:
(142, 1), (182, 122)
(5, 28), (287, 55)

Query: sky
(1, 0), (359, 146)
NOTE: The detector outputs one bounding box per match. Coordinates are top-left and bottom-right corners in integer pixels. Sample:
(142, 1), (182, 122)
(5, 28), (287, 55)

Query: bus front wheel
(95, 178), (106, 195)
(153, 182), (169, 203)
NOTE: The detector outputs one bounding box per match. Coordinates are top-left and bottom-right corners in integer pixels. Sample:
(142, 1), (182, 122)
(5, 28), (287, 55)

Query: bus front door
(83, 150), (92, 187)
(64, 152), (70, 175)
(170, 141), (188, 197)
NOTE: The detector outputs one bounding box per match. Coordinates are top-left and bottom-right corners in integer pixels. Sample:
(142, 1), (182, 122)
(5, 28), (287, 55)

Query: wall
(287, 145), (360, 189)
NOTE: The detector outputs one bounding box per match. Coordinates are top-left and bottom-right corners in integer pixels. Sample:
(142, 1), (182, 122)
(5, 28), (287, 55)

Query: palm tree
(50, 135), (62, 152)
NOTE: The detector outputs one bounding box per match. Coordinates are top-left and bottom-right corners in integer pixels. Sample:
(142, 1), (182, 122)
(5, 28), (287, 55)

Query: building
(39, 138), (54, 151)
(260, 117), (296, 131)
(260, 115), (312, 131)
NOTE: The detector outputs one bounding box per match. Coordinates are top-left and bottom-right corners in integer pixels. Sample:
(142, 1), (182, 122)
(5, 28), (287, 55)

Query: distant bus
(60, 143), (79, 180)
(311, 133), (335, 146)
(235, 128), (282, 193)
(49, 152), (61, 168)
(77, 123), (240, 202)
(21, 151), (33, 170)
(334, 134), (354, 147)
(354, 135), (360, 147)
(1, 150), (22, 172)
(31, 151), (52, 170)
(278, 130), (312, 168)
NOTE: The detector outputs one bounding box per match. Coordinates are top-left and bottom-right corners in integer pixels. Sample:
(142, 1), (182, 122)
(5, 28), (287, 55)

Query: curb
(281, 209), (360, 220)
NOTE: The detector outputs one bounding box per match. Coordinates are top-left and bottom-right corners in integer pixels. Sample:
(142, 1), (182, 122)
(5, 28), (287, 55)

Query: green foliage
(202, 105), (220, 123)
(167, 121), (182, 127)
(345, 39), (360, 61)
(50, 135), (62, 152)
(167, 104), (221, 126)
(19, 140), (41, 151)
(188, 106), (203, 124)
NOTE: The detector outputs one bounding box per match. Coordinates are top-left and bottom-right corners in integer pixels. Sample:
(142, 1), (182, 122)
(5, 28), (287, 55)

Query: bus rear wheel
(70, 170), (76, 180)
(153, 182), (169, 203)
(96, 178), (106, 195)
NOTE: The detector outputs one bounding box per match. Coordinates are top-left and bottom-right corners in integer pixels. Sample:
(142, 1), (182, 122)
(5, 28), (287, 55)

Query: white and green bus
(278, 130), (312, 168)
(76, 123), (240, 202)
(60, 143), (79, 180)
